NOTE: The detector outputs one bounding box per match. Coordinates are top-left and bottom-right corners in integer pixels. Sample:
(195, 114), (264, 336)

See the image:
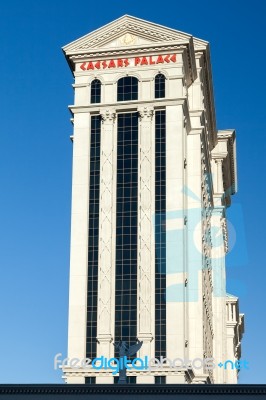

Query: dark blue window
(115, 113), (138, 358)
(117, 77), (138, 101)
(86, 115), (101, 359)
(91, 79), (101, 103)
(155, 110), (166, 358)
(155, 74), (166, 99)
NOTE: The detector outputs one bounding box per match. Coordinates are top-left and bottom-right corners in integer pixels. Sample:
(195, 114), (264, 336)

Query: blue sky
(0, 0), (265, 384)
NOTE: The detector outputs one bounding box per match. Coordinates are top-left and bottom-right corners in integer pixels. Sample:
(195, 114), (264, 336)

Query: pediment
(63, 15), (208, 55)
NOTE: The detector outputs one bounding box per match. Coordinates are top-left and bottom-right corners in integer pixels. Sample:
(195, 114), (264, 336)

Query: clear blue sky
(0, 0), (265, 384)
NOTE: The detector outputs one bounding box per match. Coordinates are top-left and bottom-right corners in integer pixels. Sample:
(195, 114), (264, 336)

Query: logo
(54, 354), (249, 373)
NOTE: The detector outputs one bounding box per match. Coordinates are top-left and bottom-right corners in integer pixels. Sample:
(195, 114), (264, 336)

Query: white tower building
(62, 15), (244, 384)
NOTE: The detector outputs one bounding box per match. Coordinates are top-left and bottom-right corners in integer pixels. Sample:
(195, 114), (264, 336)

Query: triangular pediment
(63, 15), (208, 55)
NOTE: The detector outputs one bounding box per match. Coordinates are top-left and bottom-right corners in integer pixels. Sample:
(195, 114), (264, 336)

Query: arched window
(155, 74), (166, 98)
(117, 76), (138, 101)
(91, 79), (101, 104)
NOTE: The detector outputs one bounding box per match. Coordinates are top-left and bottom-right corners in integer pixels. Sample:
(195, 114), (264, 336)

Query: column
(211, 206), (227, 383)
(211, 157), (227, 383)
(213, 159), (224, 196)
(137, 106), (155, 383)
(96, 109), (116, 372)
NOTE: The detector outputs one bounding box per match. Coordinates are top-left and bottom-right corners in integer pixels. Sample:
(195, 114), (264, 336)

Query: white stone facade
(62, 15), (244, 384)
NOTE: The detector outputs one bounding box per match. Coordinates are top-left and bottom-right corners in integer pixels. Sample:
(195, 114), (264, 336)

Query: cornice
(69, 42), (188, 59)
(68, 98), (187, 114)
(62, 366), (193, 375)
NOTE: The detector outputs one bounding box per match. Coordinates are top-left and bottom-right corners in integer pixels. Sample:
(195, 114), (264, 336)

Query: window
(91, 79), (101, 103)
(155, 110), (166, 359)
(117, 76), (138, 101)
(86, 115), (101, 360)
(115, 113), (138, 358)
(155, 74), (166, 98)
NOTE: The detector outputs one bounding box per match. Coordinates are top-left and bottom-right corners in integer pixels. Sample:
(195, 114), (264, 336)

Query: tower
(62, 15), (244, 384)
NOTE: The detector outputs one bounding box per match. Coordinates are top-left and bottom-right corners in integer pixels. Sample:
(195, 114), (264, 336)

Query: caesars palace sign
(79, 54), (177, 70)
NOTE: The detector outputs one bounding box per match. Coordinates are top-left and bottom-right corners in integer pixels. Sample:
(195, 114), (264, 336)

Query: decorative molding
(68, 98), (187, 114)
(70, 44), (186, 59)
(137, 106), (154, 341)
(201, 135), (214, 380)
(120, 33), (137, 46)
(100, 109), (116, 122)
(138, 106), (154, 120)
(221, 217), (229, 254)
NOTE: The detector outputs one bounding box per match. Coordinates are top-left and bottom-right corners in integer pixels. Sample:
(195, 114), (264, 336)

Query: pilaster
(137, 106), (155, 370)
(96, 109), (116, 358)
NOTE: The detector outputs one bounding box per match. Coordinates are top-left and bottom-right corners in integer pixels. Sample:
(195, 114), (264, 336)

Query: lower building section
(64, 106), (244, 385)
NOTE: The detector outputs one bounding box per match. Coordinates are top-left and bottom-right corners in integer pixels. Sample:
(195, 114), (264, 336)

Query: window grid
(86, 115), (101, 359)
(155, 74), (166, 99)
(115, 113), (138, 358)
(117, 77), (138, 101)
(155, 110), (167, 358)
(91, 79), (101, 104)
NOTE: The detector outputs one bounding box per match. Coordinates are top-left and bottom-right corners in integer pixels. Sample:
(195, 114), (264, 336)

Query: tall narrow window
(117, 76), (138, 101)
(155, 74), (166, 99)
(86, 115), (101, 359)
(115, 113), (138, 357)
(91, 79), (101, 103)
(155, 110), (166, 358)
